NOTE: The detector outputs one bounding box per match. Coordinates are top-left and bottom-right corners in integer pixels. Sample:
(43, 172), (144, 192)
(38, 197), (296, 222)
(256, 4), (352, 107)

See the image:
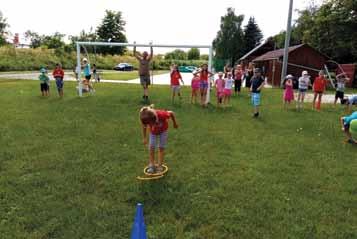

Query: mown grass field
(0, 79), (356, 239)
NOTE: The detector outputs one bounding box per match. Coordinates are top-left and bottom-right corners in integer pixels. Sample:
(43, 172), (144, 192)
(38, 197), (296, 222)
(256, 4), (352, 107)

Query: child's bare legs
(172, 90), (176, 103)
(312, 92), (318, 109)
(158, 148), (165, 167)
(201, 89), (207, 106)
(316, 93), (323, 110)
(227, 95), (231, 105)
(149, 148), (155, 167)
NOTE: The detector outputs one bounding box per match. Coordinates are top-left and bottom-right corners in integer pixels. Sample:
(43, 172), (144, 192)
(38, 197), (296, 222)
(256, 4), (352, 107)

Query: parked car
(178, 66), (197, 73)
(114, 63), (134, 71)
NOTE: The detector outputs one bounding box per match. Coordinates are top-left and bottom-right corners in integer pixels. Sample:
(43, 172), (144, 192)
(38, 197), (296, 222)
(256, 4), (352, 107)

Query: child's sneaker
(146, 166), (155, 174)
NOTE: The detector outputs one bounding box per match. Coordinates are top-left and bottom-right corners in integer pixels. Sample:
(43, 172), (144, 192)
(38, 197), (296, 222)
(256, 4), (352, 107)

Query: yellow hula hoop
(136, 165), (169, 181)
(143, 164), (169, 176)
(137, 175), (165, 181)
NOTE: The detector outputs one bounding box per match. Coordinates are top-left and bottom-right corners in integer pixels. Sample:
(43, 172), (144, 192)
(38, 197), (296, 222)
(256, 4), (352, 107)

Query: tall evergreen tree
(96, 10), (127, 55)
(213, 8), (244, 65)
(243, 17), (263, 54)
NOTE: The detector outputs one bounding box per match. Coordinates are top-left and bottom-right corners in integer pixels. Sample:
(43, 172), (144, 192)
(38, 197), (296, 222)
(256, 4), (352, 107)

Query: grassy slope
(0, 80), (356, 239)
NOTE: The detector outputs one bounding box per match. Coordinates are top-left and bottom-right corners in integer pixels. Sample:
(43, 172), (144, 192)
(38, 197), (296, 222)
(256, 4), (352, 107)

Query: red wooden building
(239, 38), (276, 69)
(252, 44), (329, 87)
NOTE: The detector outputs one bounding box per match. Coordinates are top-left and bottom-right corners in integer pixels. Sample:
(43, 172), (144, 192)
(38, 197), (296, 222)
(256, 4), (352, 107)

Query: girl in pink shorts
(191, 71), (201, 104)
(215, 72), (225, 107)
(224, 72), (234, 106)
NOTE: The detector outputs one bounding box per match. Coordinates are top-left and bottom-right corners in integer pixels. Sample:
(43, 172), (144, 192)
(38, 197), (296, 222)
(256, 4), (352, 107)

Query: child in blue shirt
(340, 111), (357, 144)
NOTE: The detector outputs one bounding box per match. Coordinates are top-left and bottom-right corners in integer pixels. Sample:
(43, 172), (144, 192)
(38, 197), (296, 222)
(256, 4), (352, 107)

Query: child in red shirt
(52, 63), (65, 98)
(312, 70), (328, 111)
(170, 65), (184, 104)
(140, 105), (178, 173)
(198, 64), (213, 107)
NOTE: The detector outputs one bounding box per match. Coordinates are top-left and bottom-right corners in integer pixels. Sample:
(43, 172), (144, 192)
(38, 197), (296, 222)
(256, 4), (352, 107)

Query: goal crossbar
(76, 41), (213, 103)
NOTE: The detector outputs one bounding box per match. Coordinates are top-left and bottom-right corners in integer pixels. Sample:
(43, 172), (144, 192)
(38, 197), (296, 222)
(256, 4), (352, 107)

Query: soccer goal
(76, 41), (214, 103)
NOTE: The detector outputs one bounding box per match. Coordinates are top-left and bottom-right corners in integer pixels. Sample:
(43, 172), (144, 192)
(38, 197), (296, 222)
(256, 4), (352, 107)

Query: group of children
(283, 69), (356, 111)
(39, 63), (64, 98)
(39, 58), (99, 97)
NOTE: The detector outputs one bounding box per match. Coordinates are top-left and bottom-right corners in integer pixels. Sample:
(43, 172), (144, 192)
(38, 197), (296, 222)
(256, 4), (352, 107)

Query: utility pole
(280, 0), (294, 87)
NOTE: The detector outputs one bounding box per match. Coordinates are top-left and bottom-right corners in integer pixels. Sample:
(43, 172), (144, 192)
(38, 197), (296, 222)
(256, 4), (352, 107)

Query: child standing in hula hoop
(198, 64), (213, 107)
(140, 105), (178, 173)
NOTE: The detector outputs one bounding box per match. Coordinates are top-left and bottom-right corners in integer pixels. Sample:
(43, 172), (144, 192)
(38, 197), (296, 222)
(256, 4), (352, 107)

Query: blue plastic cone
(130, 203), (147, 239)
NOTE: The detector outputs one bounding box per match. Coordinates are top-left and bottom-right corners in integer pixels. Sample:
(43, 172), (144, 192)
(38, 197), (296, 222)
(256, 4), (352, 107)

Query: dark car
(114, 63), (134, 71)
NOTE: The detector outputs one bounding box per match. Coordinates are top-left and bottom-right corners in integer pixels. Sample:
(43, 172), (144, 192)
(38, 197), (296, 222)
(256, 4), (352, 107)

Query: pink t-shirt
(191, 77), (200, 89)
(215, 79), (225, 92)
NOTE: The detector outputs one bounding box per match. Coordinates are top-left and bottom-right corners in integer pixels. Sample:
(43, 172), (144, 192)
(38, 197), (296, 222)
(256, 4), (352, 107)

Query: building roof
(253, 44), (304, 62)
(239, 38), (275, 61)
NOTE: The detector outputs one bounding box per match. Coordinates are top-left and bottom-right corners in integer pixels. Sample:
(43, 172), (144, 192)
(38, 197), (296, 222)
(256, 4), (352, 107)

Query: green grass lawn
(100, 70), (168, 81)
(0, 79), (356, 239)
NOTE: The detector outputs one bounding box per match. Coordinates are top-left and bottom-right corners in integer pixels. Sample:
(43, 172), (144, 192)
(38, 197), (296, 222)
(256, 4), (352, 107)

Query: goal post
(76, 41), (214, 103)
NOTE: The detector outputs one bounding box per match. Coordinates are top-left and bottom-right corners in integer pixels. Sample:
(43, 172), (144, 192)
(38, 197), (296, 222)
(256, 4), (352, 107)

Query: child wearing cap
(82, 58), (94, 92)
(250, 68), (265, 117)
(39, 68), (50, 97)
(312, 70), (328, 111)
(283, 75), (295, 109)
(296, 70), (311, 110)
(53, 63), (64, 98)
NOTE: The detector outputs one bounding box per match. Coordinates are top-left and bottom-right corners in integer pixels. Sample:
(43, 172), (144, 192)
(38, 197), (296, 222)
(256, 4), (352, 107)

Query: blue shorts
(55, 77), (64, 91)
(251, 93), (261, 106)
(200, 81), (208, 89)
(149, 131), (168, 149)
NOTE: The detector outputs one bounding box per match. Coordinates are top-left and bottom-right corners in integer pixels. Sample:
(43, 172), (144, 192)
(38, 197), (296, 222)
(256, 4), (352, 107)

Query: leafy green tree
(68, 29), (98, 52)
(42, 32), (65, 49)
(165, 49), (187, 60)
(200, 54), (209, 61)
(24, 30), (43, 48)
(243, 17), (263, 54)
(96, 10), (127, 55)
(213, 8), (244, 65)
(273, 0), (357, 63)
(0, 11), (9, 46)
(187, 48), (200, 60)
